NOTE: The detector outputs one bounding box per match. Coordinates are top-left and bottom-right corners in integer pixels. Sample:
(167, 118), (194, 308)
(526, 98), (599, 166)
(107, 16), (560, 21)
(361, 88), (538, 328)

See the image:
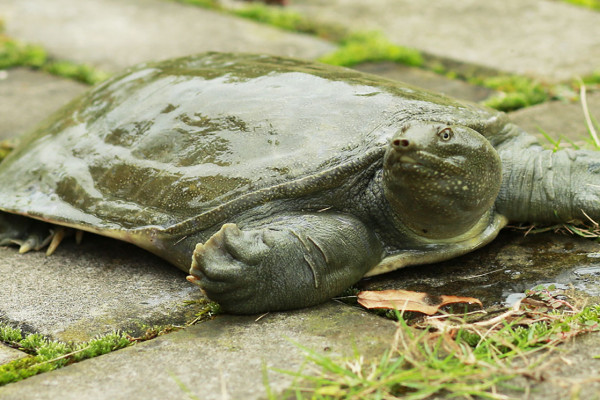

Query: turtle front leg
(0, 212), (53, 253)
(187, 213), (384, 314)
(497, 144), (600, 224)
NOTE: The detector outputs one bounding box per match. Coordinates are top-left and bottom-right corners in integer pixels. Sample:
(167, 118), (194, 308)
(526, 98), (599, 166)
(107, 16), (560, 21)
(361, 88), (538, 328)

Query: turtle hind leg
(0, 212), (54, 254)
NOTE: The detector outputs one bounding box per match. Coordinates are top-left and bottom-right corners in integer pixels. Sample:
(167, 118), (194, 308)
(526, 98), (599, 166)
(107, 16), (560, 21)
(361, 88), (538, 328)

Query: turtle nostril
(393, 139), (410, 148)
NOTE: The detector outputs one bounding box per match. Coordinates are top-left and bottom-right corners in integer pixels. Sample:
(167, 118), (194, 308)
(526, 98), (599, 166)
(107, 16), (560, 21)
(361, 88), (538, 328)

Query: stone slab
(0, 303), (397, 400)
(0, 0), (335, 73)
(0, 235), (202, 342)
(0, 344), (27, 366)
(0, 69), (87, 140)
(353, 61), (497, 103)
(506, 333), (600, 400)
(289, 0), (600, 82)
(509, 91), (600, 147)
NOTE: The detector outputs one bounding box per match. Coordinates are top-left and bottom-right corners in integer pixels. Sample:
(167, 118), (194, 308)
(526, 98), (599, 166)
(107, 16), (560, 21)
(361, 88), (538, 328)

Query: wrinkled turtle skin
(1, 52), (599, 314)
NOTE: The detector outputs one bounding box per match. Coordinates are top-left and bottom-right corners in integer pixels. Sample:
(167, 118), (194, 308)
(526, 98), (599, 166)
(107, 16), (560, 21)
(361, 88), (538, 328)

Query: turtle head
(383, 122), (502, 240)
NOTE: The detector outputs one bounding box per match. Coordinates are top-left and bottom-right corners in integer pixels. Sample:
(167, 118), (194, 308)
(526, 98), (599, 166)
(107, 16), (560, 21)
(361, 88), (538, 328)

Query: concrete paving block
(509, 91), (600, 146)
(0, 236), (202, 343)
(0, 344), (27, 366)
(289, 0), (600, 82)
(0, 69), (87, 140)
(504, 333), (600, 400)
(0, 0), (335, 73)
(0, 303), (397, 400)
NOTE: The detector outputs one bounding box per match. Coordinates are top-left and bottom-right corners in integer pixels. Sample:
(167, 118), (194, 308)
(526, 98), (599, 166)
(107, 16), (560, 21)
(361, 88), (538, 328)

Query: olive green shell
(0, 53), (506, 242)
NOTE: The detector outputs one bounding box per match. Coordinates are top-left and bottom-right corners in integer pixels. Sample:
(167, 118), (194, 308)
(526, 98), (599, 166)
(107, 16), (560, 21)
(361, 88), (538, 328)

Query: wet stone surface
(359, 230), (600, 308)
(1, 0), (335, 73)
(289, 0), (600, 81)
(510, 92), (600, 148)
(0, 303), (397, 400)
(0, 344), (27, 366)
(0, 69), (87, 140)
(354, 62), (497, 103)
(0, 235), (204, 343)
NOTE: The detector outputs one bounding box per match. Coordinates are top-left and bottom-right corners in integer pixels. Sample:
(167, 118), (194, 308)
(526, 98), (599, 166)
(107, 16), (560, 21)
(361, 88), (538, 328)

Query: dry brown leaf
(357, 289), (483, 315)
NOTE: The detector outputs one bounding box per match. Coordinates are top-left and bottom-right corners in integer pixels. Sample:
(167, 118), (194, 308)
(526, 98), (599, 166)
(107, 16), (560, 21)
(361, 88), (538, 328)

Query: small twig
(255, 312), (270, 322)
(581, 209), (600, 227)
(462, 268), (505, 280)
(524, 224), (535, 236)
(34, 345), (92, 366)
(579, 79), (600, 148)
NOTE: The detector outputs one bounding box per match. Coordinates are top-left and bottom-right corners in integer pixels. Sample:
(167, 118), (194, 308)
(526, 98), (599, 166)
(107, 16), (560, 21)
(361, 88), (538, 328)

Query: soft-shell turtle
(1, 53), (599, 314)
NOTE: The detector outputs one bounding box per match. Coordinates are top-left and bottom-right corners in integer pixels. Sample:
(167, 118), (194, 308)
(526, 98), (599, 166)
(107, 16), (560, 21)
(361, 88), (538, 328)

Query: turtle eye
(438, 127), (453, 141)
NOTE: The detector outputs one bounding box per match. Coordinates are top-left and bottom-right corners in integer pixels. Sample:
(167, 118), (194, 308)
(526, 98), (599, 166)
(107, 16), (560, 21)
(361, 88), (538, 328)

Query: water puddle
(359, 230), (600, 308)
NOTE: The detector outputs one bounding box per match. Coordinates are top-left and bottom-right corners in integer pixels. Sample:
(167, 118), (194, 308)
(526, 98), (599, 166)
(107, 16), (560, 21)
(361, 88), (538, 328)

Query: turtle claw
(186, 274), (201, 285)
(17, 237), (43, 254)
(75, 230), (84, 245)
(46, 227), (68, 256)
(17, 241), (33, 254)
(12, 230), (53, 254)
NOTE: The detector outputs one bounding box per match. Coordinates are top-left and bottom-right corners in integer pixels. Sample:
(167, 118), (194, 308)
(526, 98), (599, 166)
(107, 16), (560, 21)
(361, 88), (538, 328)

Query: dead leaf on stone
(357, 289), (483, 315)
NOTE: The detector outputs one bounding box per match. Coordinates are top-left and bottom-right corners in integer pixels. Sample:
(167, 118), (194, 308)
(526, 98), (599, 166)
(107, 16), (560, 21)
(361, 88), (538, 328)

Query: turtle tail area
(0, 212), (75, 255)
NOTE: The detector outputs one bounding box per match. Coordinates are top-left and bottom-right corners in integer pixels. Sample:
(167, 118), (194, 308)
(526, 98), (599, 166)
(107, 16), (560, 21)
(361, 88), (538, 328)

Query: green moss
(43, 60), (110, 85)
(0, 324), (133, 386)
(583, 70), (600, 85)
(174, 0), (222, 9)
(231, 4), (346, 41)
(0, 29), (108, 85)
(562, 0), (600, 10)
(0, 325), (22, 344)
(0, 35), (47, 69)
(319, 31), (423, 68)
(171, 0), (346, 41)
(475, 75), (549, 111)
(183, 298), (222, 325)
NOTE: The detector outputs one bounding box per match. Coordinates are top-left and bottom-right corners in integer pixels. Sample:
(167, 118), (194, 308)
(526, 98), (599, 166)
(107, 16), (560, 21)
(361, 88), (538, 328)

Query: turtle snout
(391, 138), (414, 151)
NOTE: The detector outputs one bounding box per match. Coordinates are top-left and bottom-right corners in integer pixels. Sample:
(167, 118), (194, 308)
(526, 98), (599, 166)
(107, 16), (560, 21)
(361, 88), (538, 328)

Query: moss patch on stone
(562, 0), (600, 11)
(0, 34), (46, 70)
(174, 0), (221, 9)
(476, 75), (550, 112)
(173, 0), (347, 41)
(318, 31), (423, 68)
(0, 22), (109, 85)
(0, 140), (16, 163)
(42, 60), (110, 85)
(0, 324), (132, 386)
(230, 3), (347, 41)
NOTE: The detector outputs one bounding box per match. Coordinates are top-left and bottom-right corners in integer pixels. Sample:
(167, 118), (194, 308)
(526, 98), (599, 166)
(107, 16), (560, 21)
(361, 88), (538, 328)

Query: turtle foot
(0, 212), (59, 254)
(187, 223), (272, 309)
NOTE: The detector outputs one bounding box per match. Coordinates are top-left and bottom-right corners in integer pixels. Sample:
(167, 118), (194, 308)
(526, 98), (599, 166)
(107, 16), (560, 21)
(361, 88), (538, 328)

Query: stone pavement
(1, 0), (334, 74)
(0, 0), (599, 399)
(288, 0), (600, 82)
(0, 69), (87, 140)
(0, 304), (398, 400)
